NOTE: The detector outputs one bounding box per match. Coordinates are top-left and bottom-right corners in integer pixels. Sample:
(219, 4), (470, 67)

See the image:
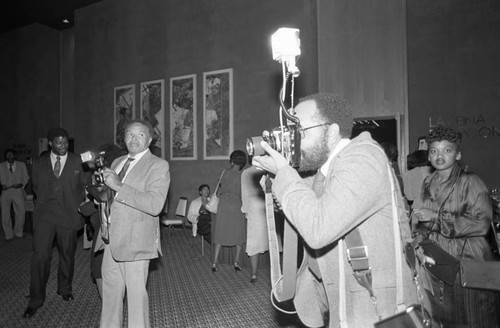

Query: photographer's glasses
(299, 123), (331, 139)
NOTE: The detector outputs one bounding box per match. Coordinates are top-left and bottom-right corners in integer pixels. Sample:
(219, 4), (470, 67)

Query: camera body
(246, 125), (301, 168)
(80, 150), (107, 185)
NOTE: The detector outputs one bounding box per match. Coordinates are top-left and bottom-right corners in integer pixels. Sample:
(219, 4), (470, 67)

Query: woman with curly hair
(412, 125), (498, 327)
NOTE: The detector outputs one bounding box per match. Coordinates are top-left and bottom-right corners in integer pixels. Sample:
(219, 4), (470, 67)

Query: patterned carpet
(0, 228), (306, 328)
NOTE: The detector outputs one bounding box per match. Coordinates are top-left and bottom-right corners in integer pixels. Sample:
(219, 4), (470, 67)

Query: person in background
(79, 143), (124, 300)
(187, 184), (212, 243)
(402, 149), (432, 208)
(99, 119), (170, 328)
(411, 125), (497, 327)
(380, 142), (404, 195)
(0, 148), (30, 240)
(241, 164), (268, 283)
(252, 93), (417, 327)
(211, 150), (247, 273)
(23, 128), (88, 318)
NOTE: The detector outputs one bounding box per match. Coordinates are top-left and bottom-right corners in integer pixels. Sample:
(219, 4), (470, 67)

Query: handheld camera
(80, 150), (107, 185)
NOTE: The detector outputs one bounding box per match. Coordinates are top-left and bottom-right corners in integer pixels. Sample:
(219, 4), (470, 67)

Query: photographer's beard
(298, 132), (330, 172)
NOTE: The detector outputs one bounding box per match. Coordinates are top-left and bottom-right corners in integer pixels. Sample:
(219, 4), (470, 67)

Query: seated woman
(187, 184), (211, 243)
(411, 125), (497, 327)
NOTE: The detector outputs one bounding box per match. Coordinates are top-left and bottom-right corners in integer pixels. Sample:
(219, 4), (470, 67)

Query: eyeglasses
(299, 123), (331, 139)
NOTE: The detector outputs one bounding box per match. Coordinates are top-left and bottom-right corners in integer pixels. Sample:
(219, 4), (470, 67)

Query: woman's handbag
(374, 305), (427, 328)
(419, 239), (460, 286)
(205, 194), (219, 213)
(206, 170), (225, 214)
(460, 260), (500, 291)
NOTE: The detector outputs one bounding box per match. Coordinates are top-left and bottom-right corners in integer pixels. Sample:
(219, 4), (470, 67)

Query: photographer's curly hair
(300, 93), (353, 138)
(426, 125), (462, 148)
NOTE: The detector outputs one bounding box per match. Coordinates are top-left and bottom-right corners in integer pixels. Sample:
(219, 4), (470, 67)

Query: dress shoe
(57, 292), (74, 301)
(23, 306), (39, 318)
(250, 275), (258, 283)
(233, 263), (242, 272)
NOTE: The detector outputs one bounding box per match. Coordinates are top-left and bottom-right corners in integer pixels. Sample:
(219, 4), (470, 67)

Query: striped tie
(118, 157), (135, 181)
(54, 156), (61, 178)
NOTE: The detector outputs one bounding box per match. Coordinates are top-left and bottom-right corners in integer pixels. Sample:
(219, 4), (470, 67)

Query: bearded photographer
(252, 93), (417, 327)
(99, 119), (170, 328)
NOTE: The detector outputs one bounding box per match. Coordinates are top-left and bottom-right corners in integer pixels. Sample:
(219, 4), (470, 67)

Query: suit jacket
(0, 160), (30, 189)
(32, 152), (87, 231)
(272, 132), (416, 327)
(108, 149), (170, 262)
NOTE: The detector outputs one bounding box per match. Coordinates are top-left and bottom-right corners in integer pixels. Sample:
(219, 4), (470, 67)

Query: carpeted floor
(0, 228), (306, 328)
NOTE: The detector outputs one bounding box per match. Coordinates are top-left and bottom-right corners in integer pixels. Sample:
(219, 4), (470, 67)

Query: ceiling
(1, 0), (102, 33)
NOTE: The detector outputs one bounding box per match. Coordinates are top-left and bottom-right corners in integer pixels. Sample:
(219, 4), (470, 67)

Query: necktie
(9, 164), (13, 173)
(101, 157), (135, 244)
(118, 157), (135, 181)
(308, 171), (326, 278)
(54, 156), (61, 178)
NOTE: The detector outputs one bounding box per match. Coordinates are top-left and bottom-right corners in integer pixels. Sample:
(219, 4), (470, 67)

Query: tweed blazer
(108, 149), (170, 262)
(31, 152), (87, 231)
(272, 132), (416, 327)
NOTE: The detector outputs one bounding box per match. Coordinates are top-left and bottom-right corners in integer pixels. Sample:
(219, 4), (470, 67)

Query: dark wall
(407, 0), (500, 187)
(72, 0), (318, 211)
(0, 24), (61, 161)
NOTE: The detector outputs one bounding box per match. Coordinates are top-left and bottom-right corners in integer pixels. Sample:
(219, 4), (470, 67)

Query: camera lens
(94, 172), (104, 185)
(246, 136), (265, 156)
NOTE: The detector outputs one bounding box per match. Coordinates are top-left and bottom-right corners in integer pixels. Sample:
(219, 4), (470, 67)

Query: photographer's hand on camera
(102, 168), (123, 192)
(251, 141), (289, 175)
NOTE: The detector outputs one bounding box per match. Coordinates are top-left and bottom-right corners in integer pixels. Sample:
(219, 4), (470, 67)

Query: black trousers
(28, 220), (77, 307)
(198, 213), (211, 243)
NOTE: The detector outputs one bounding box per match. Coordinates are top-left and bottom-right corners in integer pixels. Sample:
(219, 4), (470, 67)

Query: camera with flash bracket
(246, 27), (302, 169)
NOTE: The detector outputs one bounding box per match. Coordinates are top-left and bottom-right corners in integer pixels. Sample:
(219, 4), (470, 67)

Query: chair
(195, 232), (210, 257)
(161, 197), (189, 240)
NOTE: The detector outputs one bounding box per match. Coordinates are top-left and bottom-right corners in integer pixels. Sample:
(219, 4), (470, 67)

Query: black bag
(419, 239), (460, 286)
(374, 305), (427, 328)
(86, 184), (113, 203)
(461, 260), (500, 291)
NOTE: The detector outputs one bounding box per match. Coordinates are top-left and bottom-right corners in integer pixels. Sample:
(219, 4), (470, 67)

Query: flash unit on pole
(271, 28), (301, 77)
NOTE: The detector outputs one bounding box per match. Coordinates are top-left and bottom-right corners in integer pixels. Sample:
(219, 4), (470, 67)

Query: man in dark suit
(23, 128), (88, 318)
(99, 119), (170, 328)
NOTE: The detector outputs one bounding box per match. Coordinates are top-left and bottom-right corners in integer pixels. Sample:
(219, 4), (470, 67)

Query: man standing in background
(23, 128), (88, 318)
(0, 148), (30, 240)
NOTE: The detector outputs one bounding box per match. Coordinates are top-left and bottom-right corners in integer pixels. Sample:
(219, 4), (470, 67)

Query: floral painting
(203, 68), (233, 160)
(140, 79), (165, 158)
(114, 84), (136, 150)
(170, 74), (196, 160)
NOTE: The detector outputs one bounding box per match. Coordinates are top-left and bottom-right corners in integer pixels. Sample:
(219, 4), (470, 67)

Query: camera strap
(264, 175), (298, 313)
(339, 149), (407, 327)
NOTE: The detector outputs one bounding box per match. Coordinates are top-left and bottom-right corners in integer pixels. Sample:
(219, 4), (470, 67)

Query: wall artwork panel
(170, 74), (197, 160)
(140, 79), (165, 158)
(114, 84), (136, 149)
(203, 68), (233, 160)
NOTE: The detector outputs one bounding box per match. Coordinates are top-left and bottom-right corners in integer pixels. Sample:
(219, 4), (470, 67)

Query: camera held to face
(246, 125), (301, 169)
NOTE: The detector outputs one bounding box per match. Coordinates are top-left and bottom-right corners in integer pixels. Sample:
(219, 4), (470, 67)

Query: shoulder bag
(205, 170), (225, 214)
